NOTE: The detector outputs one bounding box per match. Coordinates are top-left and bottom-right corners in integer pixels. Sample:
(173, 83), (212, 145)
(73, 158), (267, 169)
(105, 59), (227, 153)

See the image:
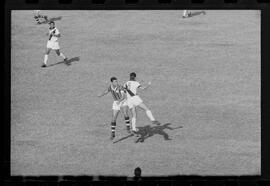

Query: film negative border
(11, 0), (270, 4)
(3, 0), (270, 186)
(5, 0), (270, 9)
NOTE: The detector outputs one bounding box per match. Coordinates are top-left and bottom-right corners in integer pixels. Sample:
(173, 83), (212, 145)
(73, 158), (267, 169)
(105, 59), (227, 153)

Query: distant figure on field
(182, 10), (191, 18)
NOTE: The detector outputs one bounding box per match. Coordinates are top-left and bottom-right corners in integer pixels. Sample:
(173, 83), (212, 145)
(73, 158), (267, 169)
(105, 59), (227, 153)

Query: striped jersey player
(124, 72), (160, 134)
(98, 77), (131, 140)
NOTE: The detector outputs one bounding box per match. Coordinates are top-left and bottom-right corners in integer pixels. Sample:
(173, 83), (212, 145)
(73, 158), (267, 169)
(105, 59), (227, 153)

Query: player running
(33, 10), (48, 24)
(124, 72), (160, 134)
(98, 77), (131, 140)
(42, 21), (68, 68)
(182, 10), (191, 18)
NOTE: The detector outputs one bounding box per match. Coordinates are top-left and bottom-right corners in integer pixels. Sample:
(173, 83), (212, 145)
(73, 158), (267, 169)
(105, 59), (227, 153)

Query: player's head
(134, 167), (141, 177)
(130, 72), (136, 81)
(49, 21), (55, 29)
(110, 77), (118, 86)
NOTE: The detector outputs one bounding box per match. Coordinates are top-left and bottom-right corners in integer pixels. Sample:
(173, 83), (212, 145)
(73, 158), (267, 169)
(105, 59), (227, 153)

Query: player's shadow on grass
(39, 17), (62, 25)
(135, 123), (183, 143)
(189, 11), (206, 18)
(48, 16), (62, 22)
(47, 56), (80, 67)
(113, 123), (183, 144)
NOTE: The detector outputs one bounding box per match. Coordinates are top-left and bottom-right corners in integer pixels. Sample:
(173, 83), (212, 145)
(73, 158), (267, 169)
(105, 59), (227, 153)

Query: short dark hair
(130, 72), (136, 80)
(49, 21), (55, 24)
(134, 167), (141, 177)
(110, 77), (117, 82)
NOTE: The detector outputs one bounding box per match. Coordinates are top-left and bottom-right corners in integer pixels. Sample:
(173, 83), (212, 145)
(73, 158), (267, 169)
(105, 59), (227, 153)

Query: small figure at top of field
(33, 10), (48, 24)
(33, 10), (62, 25)
(182, 10), (206, 18)
(182, 10), (192, 18)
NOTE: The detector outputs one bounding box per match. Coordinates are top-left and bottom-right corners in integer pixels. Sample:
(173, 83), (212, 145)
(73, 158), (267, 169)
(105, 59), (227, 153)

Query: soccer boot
(110, 133), (115, 140)
(41, 64), (47, 68)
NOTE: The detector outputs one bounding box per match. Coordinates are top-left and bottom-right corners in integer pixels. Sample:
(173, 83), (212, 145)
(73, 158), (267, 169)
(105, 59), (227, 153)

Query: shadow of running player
(38, 16), (63, 25)
(135, 123), (183, 143)
(113, 123), (183, 144)
(189, 11), (206, 18)
(47, 56), (80, 67)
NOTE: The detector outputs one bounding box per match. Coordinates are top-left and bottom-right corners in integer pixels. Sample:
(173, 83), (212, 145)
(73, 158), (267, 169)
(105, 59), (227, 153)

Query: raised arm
(139, 81), (151, 90)
(98, 88), (109, 98)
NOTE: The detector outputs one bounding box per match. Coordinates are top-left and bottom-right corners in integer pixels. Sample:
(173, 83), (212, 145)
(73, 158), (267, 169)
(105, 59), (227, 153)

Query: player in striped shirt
(98, 77), (131, 140)
(124, 72), (160, 134)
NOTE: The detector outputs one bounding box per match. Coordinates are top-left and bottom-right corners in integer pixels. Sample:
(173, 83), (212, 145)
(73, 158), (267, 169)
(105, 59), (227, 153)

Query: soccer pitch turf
(11, 10), (260, 176)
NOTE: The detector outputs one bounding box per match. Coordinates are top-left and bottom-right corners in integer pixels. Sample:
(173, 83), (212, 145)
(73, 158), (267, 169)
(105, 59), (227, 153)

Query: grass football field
(11, 10), (260, 176)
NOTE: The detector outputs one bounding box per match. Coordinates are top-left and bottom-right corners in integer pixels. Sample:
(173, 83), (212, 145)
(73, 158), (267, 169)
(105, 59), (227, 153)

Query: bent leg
(138, 103), (155, 122)
(130, 107), (137, 132)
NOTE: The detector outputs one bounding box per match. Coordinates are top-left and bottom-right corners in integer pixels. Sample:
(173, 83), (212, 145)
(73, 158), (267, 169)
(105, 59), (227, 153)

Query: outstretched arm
(53, 33), (61, 38)
(139, 81), (151, 90)
(98, 89), (109, 98)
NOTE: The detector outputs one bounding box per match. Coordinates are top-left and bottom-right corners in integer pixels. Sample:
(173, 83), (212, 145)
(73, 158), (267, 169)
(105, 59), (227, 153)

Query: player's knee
(112, 117), (117, 123)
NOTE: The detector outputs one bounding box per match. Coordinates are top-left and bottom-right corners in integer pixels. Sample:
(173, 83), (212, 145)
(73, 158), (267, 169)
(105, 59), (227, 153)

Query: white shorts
(47, 40), (60, 50)
(127, 95), (143, 109)
(112, 100), (128, 111)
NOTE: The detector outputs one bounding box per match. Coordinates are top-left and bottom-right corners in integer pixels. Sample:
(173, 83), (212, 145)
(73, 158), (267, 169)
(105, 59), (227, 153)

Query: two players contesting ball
(98, 73), (160, 140)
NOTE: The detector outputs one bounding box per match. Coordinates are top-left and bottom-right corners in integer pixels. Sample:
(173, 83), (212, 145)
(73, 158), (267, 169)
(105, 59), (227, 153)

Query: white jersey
(48, 27), (60, 42)
(124, 81), (141, 99)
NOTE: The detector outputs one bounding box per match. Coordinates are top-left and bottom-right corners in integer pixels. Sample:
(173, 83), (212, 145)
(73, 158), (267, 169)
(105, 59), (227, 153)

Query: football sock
(146, 110), (155, 121)
(111, 122), (116, 134)
(125, 117), (130, 128)
(60, 53), (66, 59)
(131, 117), (136, 131)
(44, 54), (48, 65)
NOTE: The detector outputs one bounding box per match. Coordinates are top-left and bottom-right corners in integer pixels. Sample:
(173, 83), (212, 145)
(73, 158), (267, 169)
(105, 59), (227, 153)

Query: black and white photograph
(11, 10), (260, 176)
